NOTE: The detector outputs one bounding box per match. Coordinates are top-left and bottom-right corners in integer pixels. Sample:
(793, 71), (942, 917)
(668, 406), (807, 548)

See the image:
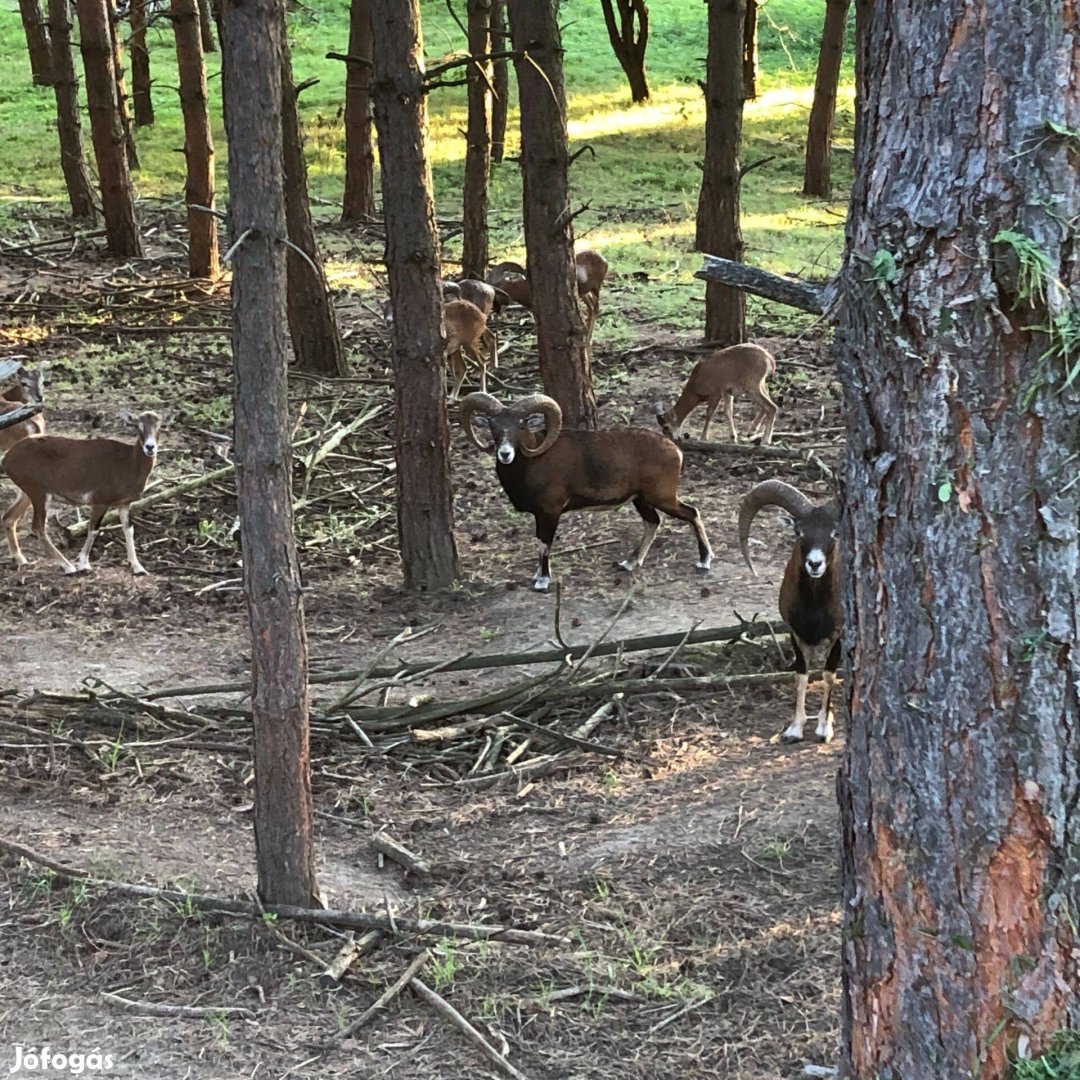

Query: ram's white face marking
(496, 434), (516, 465)
(804, 547), (827, 578)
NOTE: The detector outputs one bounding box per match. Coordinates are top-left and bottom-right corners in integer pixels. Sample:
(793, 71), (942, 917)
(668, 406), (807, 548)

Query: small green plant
(1011, 1030), (1080, 1079)
(430, 940), (458, 990)
(207, 1013), (229, 1049)
(758, 837), (792, 865)
(478, 625), (500, 642)
(592, 877), (611, 900)
(28, 872), (55, 897)
(993, 229), (1053, 308)
(601, 766), (620, 796)
(866, 249), (898, 285)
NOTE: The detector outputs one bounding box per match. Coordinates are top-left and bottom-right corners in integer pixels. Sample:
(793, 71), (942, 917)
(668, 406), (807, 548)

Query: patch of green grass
(1011, 1031), (1080, 1080)
(1, 0), (851, 337)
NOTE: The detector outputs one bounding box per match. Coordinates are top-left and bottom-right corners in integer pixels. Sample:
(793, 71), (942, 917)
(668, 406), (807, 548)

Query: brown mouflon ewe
(3, 410), (166, 576)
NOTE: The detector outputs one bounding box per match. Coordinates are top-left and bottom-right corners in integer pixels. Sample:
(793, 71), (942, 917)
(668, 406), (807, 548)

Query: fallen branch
(0, 404), (42, 431)
(329, 949), (431, 1045)
(695, 254), (837, 316)
(101, 991), (256, 1020)
(410, 976), (530, 1080)
(318, 931), (383, 990)
(0, 837), (564, 946)
(371, 832), (431, 877)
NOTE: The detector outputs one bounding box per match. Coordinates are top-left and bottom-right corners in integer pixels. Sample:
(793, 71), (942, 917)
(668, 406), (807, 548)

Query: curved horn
(511, 394), (562, 457)
(737, 480), (815, 577)
(458, 392), (504, 451)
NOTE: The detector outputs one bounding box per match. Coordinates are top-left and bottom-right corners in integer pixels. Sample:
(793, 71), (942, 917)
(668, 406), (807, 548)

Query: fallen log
(694, 254), (839, 316)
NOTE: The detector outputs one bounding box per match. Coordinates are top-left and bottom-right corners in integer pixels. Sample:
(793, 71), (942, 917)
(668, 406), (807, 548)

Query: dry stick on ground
(371, 832), (431, 877)
(410, 976), (530, 1080)
(328, 949), (431, 1046)
(0, 838), (563, 946)
(125, 621), (783, 702)
(101, 992), (257, 1020)
(318, 930), (383, 989)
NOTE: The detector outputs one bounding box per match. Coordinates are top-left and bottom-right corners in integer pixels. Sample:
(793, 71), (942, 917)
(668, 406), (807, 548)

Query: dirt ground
(0, 222), (844, 1079)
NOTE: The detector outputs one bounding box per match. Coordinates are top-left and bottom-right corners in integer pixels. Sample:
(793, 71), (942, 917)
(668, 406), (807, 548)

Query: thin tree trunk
(218, 0), (318, 910)
(19, 0), (54, 85)
(170, 0), (217, 278)
(196, 0), (216, 52)
(370, 0), (459, 591)
(696, 0), (746, 346)
(461, 0), (492, 279)
(837, 3), (1080, 1076)
(129, 0), (153, 125)
(341, 0), (375, 222)
(506, 0), (596, 429)
(75, 0), (141, 255)
(599, 0), (650, 104)
(281, 41), (347, 377)
(742, 0), (756, 100)
(105, 0), (138, 168)
(48, 0), (96, 220)
(803, 0), (850, 196)
(489, 0), (509, 164)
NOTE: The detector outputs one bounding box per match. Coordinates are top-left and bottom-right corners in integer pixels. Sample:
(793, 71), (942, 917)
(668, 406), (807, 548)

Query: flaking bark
(837, 2), (1080, 1075)
(341, 0), (376, 222)
(461, 0), (493, 279)
(803, 0), (850, 196)
(48, 0), (96, 220)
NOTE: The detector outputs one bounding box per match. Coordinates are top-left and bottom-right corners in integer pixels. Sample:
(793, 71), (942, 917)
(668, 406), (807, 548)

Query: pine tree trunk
(599, 0), (650, 105)
(370, 0), (459, 591)
(696, 0), (746, 346)
(75, 0), (141, 255)
(48, 0), (96, 220)
(837, 3), (1080, 1076)
(461, 0), (492, 279)
(128, 0), (153, 125)
(105, 0), (138, 168)
(19, 0), (53, 85)
(742, 0), (756, 100)
(218, 0), (318, 910)
(506, 0), (596, 429)
(196, 0), (216, 52)
(170, 0), (217, 278)
(802, 0), (849, 196)
(341, 0), (375, 222)
(281, 42), (347, 377)
(489, 0), (509, 164)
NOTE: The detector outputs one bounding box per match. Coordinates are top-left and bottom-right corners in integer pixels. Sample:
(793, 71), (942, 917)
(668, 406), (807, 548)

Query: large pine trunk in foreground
(281, 41), (347, 376)
(218, 0), (318, 908)
(506, 0), (596, 428)
(461, 0), (492, 279)
(341, 0), (375, 222)
(371, 0), (459, 591)
(696, 0), (746, 345)
(76, 0), (141, 255)
(803, 0), (850, 196)
(171, 0), (218, 278)
(48, 0), (96, 220)
(837, 3), (1080, 1075)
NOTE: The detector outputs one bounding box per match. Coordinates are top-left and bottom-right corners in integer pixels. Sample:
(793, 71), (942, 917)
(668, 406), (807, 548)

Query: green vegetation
(1011, 1031), (1080, 1080)
(0, 0), (852, 339)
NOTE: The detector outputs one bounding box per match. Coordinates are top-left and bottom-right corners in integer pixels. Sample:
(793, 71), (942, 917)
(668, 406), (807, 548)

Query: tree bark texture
(341, 0), (376, 222)
(281, 40), (347, 377)
(75, 0), (141, 255)
(48, 0), (96, 220)
(506, 0), (596, 429)
(219, 0), (318, 909)
(599, 0), (650, 104)
(19, 0), (53, 85)
(696, 0), (746, 346)
(170, 0), (218, 278)
(461, 0), (492, 279)
(106, 0), (138, 168)
(489, 0), (509, 163)
(837, 4), (1080, 1077)
(196, 0), (216, 52)
(128, 0), (154, 125)
(742, 0), (756, 100)
(370, 0), (460, 591)
(803, 0), (850, 196)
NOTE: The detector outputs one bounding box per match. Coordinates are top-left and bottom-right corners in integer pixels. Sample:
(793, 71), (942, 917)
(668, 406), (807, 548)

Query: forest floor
(0, 213), (846, 1080)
